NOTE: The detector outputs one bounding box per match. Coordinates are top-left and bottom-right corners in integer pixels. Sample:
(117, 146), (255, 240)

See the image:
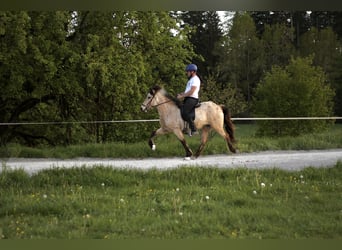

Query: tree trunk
(0, 94), (55, 145)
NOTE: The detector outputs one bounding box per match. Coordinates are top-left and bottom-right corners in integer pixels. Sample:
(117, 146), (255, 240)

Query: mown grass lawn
(0, 162), (341, 239)
(0, 124), (341, 158)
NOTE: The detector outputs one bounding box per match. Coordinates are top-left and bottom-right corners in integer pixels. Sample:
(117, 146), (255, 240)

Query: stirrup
(182, 122), (189, 134)
(189, 130), (198, 137)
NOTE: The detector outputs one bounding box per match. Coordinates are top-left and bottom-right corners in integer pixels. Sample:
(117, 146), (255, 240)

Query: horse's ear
(150, 85), (161, 94)
(149, 86), (156, 95)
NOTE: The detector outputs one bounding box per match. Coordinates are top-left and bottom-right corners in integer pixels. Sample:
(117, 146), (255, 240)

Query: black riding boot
(188, 119), (198, 136)
(189, 119), (196, 132)
(181, 97), (198, 136)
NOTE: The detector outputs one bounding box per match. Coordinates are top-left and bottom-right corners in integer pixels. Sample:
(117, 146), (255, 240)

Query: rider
(177, 63), (201, 136)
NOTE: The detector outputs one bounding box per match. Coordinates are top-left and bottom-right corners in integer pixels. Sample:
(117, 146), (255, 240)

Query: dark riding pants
(181, 97), (198, 131)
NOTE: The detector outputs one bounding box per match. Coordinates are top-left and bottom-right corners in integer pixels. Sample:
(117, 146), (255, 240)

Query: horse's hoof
(183, 157), (191, 161)
(231, 148), (238, 154)
(151, 144), (156, 151)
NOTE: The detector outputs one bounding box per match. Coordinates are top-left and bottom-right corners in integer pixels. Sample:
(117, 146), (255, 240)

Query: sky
(217, 11), (232, 23)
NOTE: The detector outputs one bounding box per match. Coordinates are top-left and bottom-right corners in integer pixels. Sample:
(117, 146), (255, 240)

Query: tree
(299, 27), (339, 74)
(218, 12), (264, 110)
(69, 11), (196, 143)
(249, 11), (311, 48)
(180, 11), (223, 79)
(310, 11), (342, 39)
(0, 11), (196, 146)
(299, 15), (342, 119)
(68, 11), (144, 143)
(261, 23), (296, 71)
(0, 11), (79, 145)
(329, 49), (342, 117)
(254, 56), (335, 136)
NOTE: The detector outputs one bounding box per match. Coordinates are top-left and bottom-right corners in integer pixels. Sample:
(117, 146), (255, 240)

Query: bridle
(142, 91), (173, 110)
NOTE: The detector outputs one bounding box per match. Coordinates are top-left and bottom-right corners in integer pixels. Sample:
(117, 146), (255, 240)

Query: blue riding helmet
(185, 64), (198, 72)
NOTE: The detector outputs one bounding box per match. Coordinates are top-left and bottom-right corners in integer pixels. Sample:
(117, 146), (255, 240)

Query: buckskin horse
(141, 85), (237, 159)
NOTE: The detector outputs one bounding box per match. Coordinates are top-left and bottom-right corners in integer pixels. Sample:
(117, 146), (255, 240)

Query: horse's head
(141, 85), (162, 112)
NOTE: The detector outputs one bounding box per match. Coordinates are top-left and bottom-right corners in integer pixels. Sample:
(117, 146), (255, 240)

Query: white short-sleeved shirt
(184, 75), (201, 99)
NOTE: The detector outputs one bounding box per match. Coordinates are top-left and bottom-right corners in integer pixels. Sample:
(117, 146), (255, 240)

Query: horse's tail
(221, 105), (236, 143)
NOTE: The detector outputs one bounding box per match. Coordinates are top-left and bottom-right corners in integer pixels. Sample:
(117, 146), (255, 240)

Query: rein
(151, 99), (173, 108)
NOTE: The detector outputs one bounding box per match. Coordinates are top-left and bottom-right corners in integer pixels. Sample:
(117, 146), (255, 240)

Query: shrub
(201, 76), (247, 116)
(254, 56), (335, 136)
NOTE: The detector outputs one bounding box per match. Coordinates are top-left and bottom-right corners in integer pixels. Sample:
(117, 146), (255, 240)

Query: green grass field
(0, 163), (341, 239)
(1, 124), (341, 158)
(0, 124), (341, 239)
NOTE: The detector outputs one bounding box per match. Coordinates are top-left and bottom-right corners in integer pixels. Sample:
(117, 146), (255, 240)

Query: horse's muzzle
(141, 105), (147, 112)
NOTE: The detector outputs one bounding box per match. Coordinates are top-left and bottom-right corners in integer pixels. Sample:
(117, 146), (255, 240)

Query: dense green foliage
(1, 11), (342, 146)
(254, 57), (335, 136)
(0, 163), (341, 238)
(0, 11), (195, 145)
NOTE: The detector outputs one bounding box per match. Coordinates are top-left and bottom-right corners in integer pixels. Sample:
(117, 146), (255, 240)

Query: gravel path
(2, 149), (342, 175)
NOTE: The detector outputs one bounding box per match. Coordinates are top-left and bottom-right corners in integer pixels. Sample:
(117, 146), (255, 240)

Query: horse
(140, 85), (237, 159)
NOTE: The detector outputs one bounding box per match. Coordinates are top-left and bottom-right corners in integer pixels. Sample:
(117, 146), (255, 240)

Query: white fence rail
(232, 117), (342, 121)
(1, 117), (341, 126)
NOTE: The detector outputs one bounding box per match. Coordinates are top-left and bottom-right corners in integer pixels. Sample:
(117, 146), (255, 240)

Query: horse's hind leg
(194, 125), (210, 158)
(213, 125), (236, 154)
(149, 128), (167, 150)
(173, 129), (193, 158)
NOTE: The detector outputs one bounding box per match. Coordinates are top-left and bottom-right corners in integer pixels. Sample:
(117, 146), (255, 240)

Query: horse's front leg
(148, 127), (167, 151)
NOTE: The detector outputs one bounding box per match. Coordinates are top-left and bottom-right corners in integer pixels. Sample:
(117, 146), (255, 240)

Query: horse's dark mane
(151, 85), (182, 108)
(150, 85), (162, 94)
(166, 93), (182, 108)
